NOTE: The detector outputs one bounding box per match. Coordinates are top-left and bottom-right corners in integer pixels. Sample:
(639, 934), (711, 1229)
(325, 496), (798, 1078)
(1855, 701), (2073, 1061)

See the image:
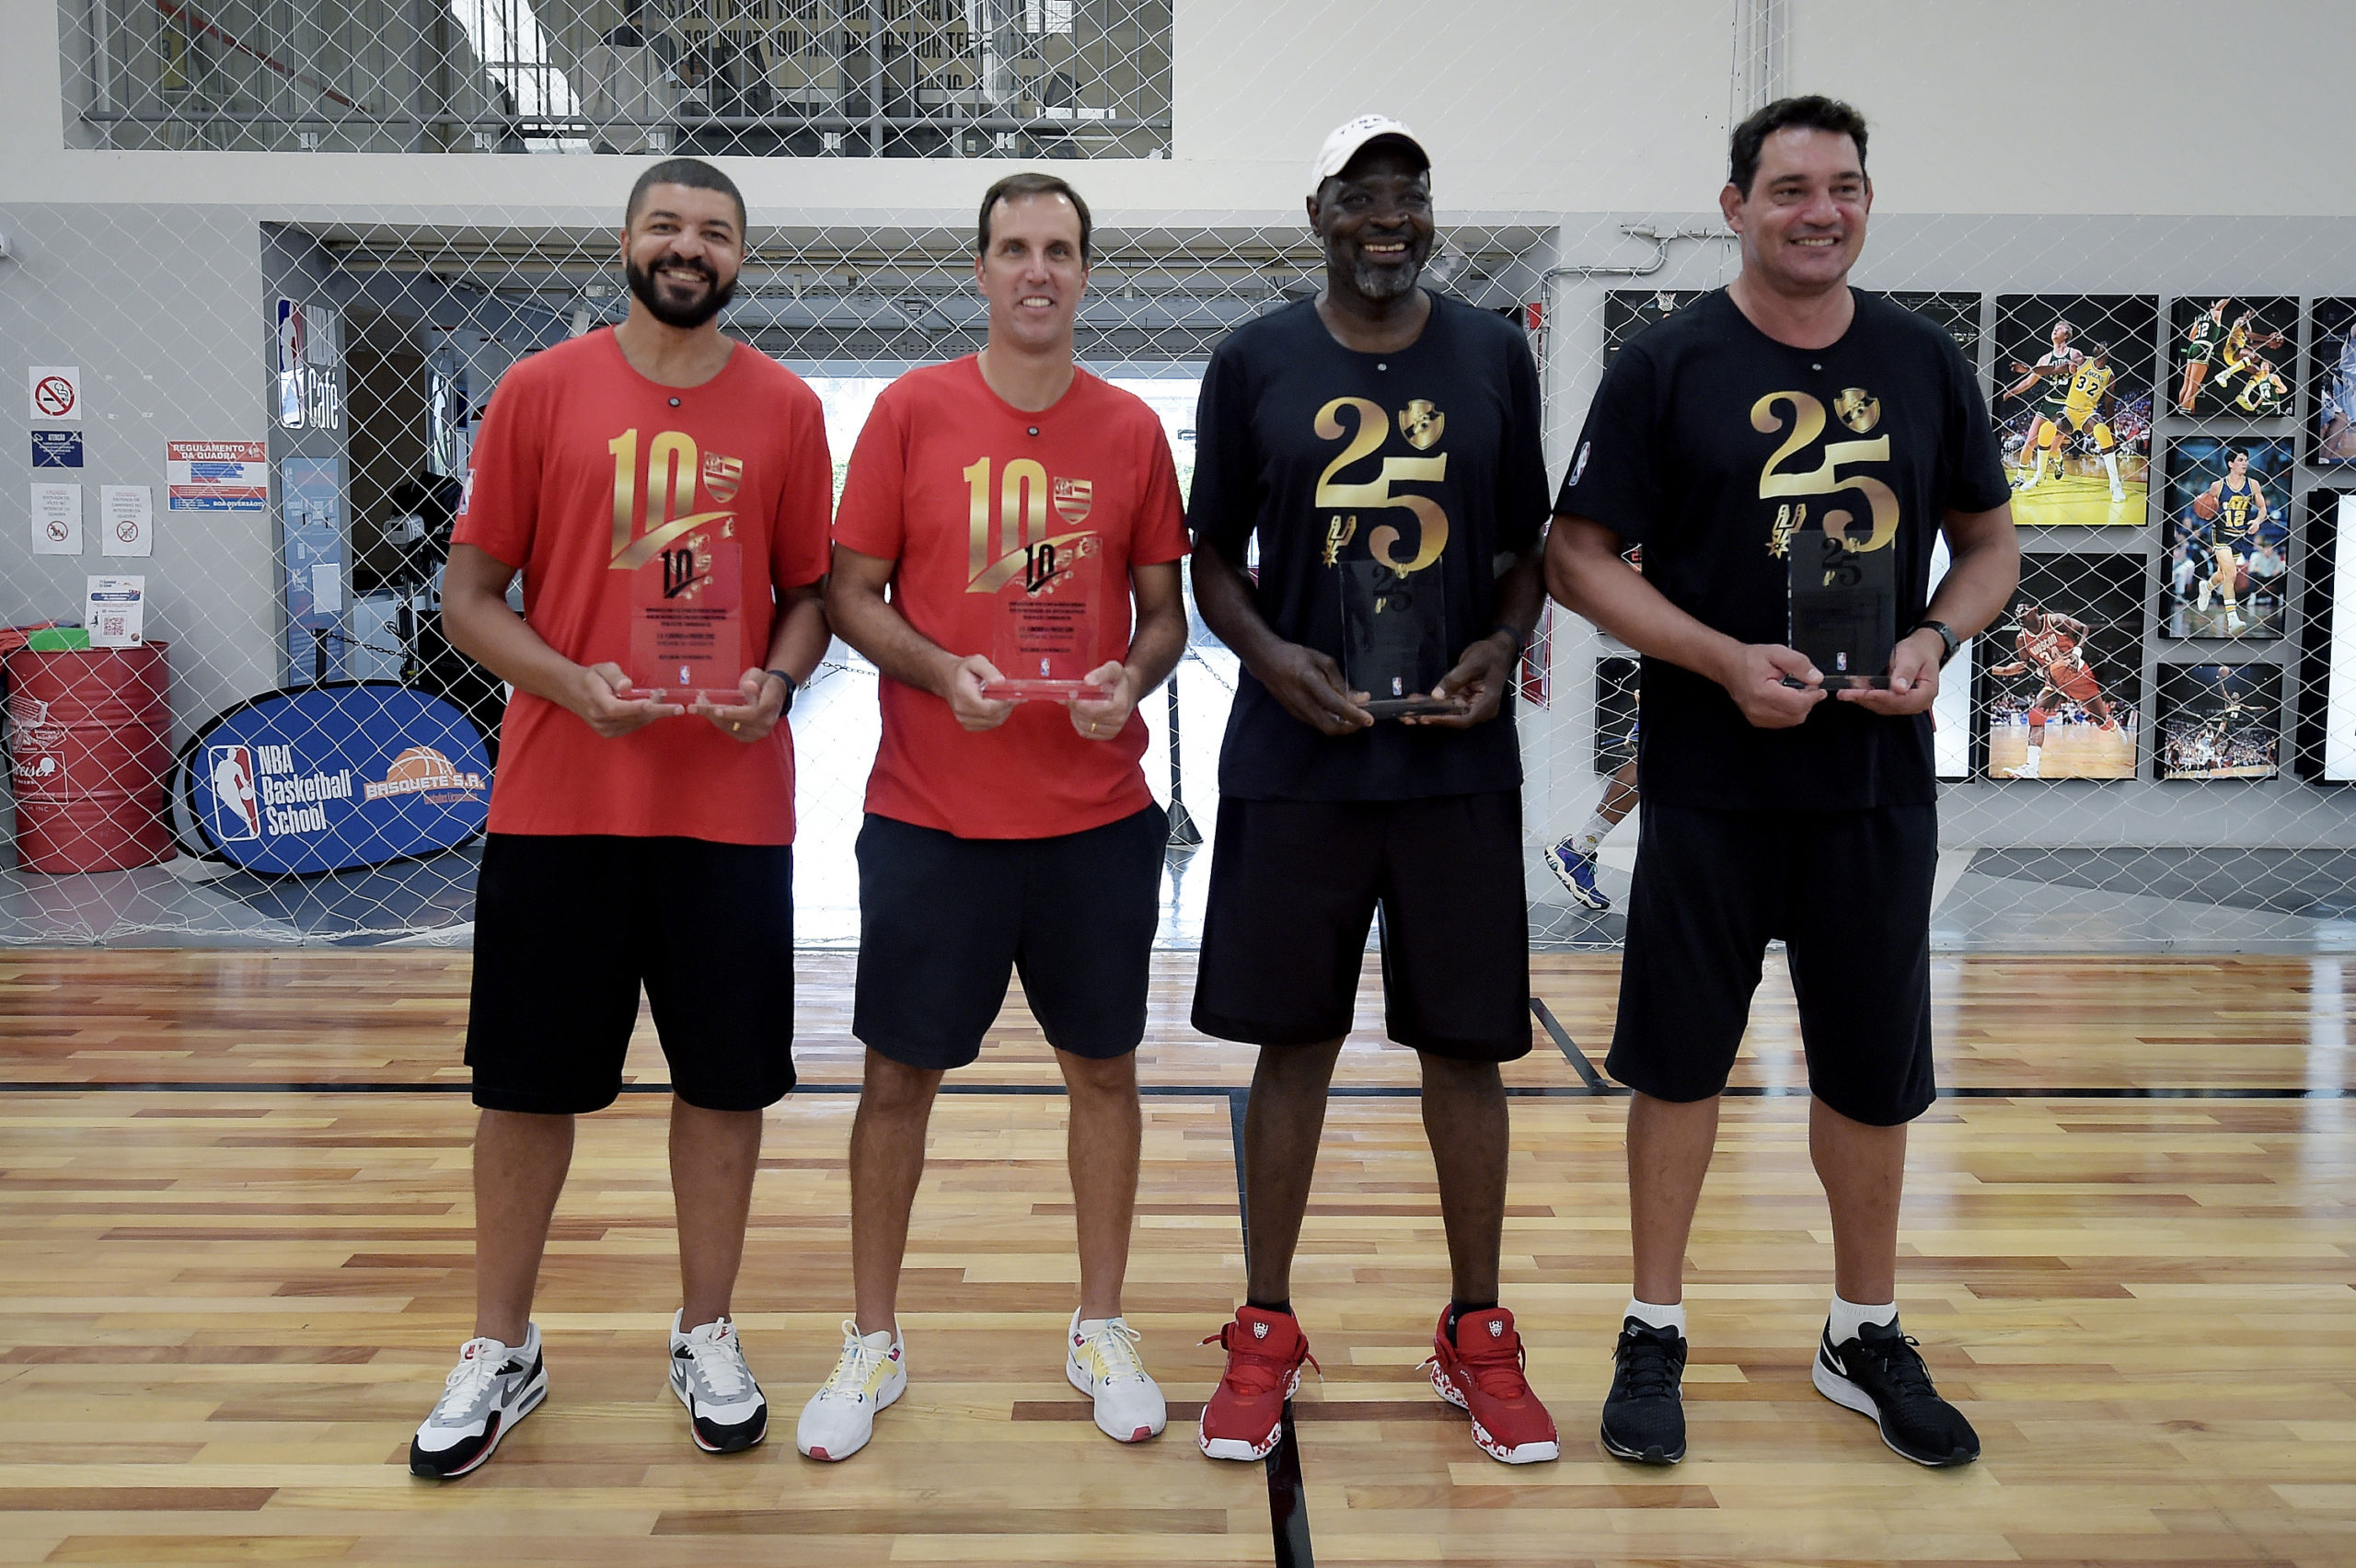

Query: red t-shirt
(833, 358), (1190, 839)
(452, 329), (832, 844)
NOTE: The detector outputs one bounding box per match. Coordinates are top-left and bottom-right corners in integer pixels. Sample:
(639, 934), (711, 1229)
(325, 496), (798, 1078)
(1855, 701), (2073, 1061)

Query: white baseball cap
(1309, 114), (1430, 195)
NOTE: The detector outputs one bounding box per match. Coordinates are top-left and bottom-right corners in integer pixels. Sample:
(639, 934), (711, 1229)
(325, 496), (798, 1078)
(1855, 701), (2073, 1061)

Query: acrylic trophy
(1338, 559), (1462, 719)
(624, 534), (747, 706)
(1786, 529), (1896, 691)
(981, 541), (1113, 701)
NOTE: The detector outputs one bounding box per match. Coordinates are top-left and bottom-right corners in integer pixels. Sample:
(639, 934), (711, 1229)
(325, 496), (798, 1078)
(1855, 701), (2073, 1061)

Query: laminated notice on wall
(30, 481), (82, 555)
(100, 484), (154, 557)
(86, 575), (144, 648)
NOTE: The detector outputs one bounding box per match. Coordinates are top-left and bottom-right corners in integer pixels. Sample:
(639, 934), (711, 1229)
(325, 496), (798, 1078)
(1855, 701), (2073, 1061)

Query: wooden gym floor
(2, 950), (2352, 1566)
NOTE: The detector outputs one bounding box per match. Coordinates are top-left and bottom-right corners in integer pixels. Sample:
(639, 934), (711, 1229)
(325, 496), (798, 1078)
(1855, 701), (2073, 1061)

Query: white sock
(1577, 812), (1616, 855)
(1624, 1297), (1686, 1336)
(1828, 1294), (1897, 1343)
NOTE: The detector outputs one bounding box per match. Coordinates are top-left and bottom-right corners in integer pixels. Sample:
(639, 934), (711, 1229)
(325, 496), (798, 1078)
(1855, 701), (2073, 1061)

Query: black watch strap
(1489, 623), (1525, 658)
(1911, 619), (1959, 667)
(764, 667), (798, 705)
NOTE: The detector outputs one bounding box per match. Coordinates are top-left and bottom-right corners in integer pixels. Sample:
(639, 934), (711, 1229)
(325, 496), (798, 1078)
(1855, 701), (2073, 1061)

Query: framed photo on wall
(2311, 297), (2356, 465)
(2168, 296), (2295, 418)
(1992, 294), (2157, 526)
(1594, 654), (1640, 775)
(1602, 290), (1707, 366)
(1886, 291), (1982, 358)
(2303, 490), (2356, 781)
(2154, 664), (2281, 780)
(2159, 435), (2296, 640)
(1975, 552), (2144, 780)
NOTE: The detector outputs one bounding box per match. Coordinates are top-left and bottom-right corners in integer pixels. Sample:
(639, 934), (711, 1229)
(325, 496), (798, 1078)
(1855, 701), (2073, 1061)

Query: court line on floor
(1529, 997), (1607, 1090)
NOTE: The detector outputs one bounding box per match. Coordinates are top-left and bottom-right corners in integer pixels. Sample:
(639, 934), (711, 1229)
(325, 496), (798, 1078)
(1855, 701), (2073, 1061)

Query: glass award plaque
(623, 534), (747, 705)
(1787, 530), (1895, 691)
(980, 542), (1113, 701)
(1338, 559), (1461, 719)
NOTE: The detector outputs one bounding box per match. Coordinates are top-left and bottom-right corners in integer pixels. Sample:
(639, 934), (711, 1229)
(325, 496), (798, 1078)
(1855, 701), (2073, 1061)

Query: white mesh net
(7, 0), (2356, 951)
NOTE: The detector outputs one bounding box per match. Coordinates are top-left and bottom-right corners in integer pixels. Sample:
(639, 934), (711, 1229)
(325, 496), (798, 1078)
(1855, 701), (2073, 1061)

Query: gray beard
(1352, 259), (1422, 300)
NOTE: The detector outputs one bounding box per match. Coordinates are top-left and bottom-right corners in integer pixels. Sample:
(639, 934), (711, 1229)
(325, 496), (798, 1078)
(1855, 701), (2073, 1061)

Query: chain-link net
(8, 1), (2356, 952)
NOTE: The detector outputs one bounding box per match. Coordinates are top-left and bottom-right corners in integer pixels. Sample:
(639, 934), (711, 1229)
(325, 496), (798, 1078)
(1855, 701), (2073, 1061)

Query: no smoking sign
(28, 365), (82, 423)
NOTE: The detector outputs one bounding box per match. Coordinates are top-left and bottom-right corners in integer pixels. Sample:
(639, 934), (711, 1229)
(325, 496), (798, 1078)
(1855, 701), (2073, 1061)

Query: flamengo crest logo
(703, 452), (744, 502)
(364, 746), (487, 802)
(1053, 477), (1091, 525)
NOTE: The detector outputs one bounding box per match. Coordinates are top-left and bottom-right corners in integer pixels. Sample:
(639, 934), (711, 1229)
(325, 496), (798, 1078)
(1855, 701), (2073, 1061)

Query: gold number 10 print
(606, 428), (725, 569)
(964, 456), (1051, 584)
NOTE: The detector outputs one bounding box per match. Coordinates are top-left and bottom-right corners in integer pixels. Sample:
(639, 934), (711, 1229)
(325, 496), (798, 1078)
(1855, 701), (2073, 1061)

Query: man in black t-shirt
(1548, 97), (2019, 1470)
(1188, 115), (1557, 1470)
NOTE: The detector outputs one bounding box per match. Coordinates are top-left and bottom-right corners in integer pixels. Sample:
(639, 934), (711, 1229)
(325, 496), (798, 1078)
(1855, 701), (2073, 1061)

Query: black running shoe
(1812, 1318), (1980, 1467)
(1600, 1317), (1687, 1465)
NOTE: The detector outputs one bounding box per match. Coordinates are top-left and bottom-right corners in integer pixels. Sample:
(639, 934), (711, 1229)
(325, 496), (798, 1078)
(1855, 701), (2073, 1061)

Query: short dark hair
(1727, 95), (1869, 197)
(977, 172), (1092, 262)
(626, 157), (746, 235)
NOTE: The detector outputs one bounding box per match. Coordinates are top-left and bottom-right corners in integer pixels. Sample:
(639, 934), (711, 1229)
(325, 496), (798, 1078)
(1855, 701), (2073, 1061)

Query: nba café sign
(179, 684), (491, 875)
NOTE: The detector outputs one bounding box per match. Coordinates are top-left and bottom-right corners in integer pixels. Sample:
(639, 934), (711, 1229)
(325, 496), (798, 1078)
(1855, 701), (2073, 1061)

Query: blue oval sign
(179, 683), (491, 874)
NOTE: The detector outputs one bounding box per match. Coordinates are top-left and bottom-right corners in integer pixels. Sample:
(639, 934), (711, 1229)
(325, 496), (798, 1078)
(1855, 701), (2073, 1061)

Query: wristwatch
(764, 668), (799, 707)
(1910, 619), (1959, 667)
(1488, 623), (1526, 658)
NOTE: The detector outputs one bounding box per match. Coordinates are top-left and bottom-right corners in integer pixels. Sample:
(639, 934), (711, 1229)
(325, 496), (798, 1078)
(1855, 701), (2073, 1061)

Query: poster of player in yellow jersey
(1993, 294), (2156, 526)
(2171, 296), (2293, 417)
(2161, 436), (2296, 640)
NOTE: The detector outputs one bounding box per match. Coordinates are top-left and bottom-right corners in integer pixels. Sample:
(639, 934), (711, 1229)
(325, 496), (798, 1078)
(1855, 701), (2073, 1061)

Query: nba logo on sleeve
(207, 745), (262, 840)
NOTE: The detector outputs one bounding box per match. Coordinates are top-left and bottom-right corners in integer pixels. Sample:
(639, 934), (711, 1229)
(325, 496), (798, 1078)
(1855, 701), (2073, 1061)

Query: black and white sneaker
(1600, 1317), (1687, 1465)
(670, 1311), (768, 1453)
(1813, 1318), (1980, 1467)
(409, 1325), (548, 1479)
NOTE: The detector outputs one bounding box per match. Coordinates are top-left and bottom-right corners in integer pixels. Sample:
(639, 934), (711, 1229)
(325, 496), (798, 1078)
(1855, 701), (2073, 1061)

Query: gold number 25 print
(1751, 390), (1898, 551)
(1313, 397), (1449, 572)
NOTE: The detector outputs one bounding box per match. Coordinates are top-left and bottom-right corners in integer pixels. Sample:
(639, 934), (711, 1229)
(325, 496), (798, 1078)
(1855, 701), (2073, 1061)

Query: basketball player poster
(1885, 292), (1982, 359)
(2160, 436), (2296, 640)
(2169, 296), (2296, 419)
(2154, 664), (2281, 781)
(2309, 297), (2356, 465)
(1992, 294), (2157, 526)
(1976, 552), (2144, 780)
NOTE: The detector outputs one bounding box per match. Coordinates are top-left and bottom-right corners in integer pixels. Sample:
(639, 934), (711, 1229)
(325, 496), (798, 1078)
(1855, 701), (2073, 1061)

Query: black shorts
(466, 833), (796, 1114)
(1193, 792), (1531, 1063)
(853, 805), (1167, 1070)
(1608, 801), (1935, 1125)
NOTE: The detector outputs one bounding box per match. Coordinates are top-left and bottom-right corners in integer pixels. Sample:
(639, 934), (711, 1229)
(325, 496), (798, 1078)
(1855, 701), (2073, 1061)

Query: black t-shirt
(1190, 293), (1550, 801)
(1556, 288), (2010, 810)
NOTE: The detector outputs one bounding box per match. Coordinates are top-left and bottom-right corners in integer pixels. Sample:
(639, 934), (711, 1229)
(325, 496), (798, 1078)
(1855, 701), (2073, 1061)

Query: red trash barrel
(4, 643), (173, 874)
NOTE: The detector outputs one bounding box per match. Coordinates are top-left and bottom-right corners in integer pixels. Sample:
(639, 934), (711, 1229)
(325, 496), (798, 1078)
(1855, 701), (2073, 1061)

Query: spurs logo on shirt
(1753, 388), (1900, 559)
(960, 455), (1102, 593)
(1312, 396), (1450, 574)
(605, 427), (741, 570)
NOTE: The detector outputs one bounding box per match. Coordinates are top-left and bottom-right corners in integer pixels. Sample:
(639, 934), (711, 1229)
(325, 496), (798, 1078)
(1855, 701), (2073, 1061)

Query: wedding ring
(731, 721), (742, 733)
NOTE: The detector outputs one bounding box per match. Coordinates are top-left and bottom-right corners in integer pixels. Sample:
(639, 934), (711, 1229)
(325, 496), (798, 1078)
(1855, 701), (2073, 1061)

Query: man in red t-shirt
(407, 158), (832, 1480)
(795, 173), (1189, 1461)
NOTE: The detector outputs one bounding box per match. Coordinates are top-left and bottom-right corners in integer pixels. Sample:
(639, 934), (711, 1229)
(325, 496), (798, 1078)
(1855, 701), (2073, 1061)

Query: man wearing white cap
(1187, 115), (1558, 1467)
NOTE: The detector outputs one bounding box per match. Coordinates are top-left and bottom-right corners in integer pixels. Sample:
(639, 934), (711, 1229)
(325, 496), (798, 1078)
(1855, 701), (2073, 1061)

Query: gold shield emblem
(703, 453), (744, 502)
(1833, 387), (1880, 434)
(1399, 400), (1444, 450)
(1053, 477), (1092, 525)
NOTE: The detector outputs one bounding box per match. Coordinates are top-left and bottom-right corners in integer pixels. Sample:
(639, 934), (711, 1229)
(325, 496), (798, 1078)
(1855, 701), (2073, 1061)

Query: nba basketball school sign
(180, 684), (491, 874)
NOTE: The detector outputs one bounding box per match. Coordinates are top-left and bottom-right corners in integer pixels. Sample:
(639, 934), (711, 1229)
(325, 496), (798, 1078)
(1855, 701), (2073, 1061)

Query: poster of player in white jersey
(2310, 298), (2356, 465)
(1976, 553), (2144, 780)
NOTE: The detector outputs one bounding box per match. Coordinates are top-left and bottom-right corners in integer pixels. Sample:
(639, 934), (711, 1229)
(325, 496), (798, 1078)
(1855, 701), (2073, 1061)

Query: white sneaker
(1065, 1309), (1167, 1444)
(670, 1311), (768, 1454)
(795, 1320), (906, 1461)
(409, 1325), (548, 1479)
(2225, 612), (2246, 633)
(2004, 758), (2041, 778)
